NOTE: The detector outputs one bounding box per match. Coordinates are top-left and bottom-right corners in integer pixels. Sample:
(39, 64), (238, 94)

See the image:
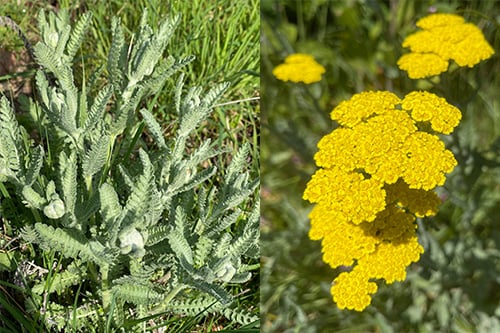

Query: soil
(0, 47), (33, 97)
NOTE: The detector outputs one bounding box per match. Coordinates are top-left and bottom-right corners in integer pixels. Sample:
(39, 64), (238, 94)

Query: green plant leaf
(59, 150), (77, 215)
(184, 277), (232, 305)
(140, 108), (166, 149)
(66, 11), (92, 60)
(107, 17), (126, 90)
(99, 182), (122, 243)
(84, 84), (112, 132)
(112, 280), (163, 305)
(24, 146), (44, 186)
(120, 149), (155, 230)
(82, 132), (110, 178)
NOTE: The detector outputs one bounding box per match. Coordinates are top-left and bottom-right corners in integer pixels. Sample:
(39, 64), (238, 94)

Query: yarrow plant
(397, 13), (494, 79)
(303, 90), (462, 311)
(0, 9), (258, 331)
(272, 53), (325, 84)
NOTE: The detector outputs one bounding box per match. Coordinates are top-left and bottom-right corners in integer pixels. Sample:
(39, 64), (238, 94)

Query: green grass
(262, 0), (500, 332)
(0, 0), (259, 331)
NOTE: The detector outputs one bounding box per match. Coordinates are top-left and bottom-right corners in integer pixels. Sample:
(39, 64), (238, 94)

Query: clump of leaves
(0, 9), (258, 331)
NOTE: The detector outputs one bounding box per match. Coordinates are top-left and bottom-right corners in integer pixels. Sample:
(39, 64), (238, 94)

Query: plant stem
(164, 284), (185, 305)
(150, 284), (186, 314)
(100, 265), (111, 312)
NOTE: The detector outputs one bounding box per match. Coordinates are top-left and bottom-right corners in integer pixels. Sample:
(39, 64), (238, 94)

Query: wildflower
(272, 53), (325, 84)
(308, 203), (379, 268)
(402, 91), (462, 134)
(398, 13), (494, 79)
(330, 91), (402, 127)
(400, 132), (457, 190)
(303, 167), (387, 226)
(385, 179), (441, 218)
(303, 90), (460, 311)
(330, 205), (424, 311)
(331, 269), (378, 311)
(314, 91), (460, 190)
(397, 53), (449, 79)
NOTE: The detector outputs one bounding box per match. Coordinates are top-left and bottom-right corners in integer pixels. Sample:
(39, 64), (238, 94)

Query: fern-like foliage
(165, 295), (259, 326)
(111, 277), (164, 305)
(0, 95), (26, 183)
(177, 82), (231, 139)
(32, 299), (102, 332)
(21, 185), (47, 210)
(166, 295), (219, 316)
(24, 146), (44, 186)
(99, 182), (122, 243)
(0, 8), (259, 331)
(58, 150), (77, 226)
(167, 206), (194, 265)
(119, 149), (156, 231)
(157, 142), (259, 318)
(65, 12), (92, 60)
(82, 132), (110, 179)
(140, 108), (167, 150)
(84, 84), (112, 132)
(21, 223), (115, 266)
(221, 306), (259, 326)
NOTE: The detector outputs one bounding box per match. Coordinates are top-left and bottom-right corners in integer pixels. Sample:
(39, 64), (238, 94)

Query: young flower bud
(43, 196), (65, 219)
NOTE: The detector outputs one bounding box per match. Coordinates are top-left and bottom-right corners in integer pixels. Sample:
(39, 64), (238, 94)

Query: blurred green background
(261, 0), (500, 332)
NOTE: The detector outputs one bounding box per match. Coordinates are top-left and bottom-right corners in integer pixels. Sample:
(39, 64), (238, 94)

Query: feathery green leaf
(66, 11), (92, 60)
(59, 150), (77, 215)
(99, 182), (122, 243)
(21, 185), (47, 209)
(184, 277), (232, 305)
(32, 260), (85, 295)
(24, 146), (44, 186)
(145, 225), (170, 246)
(120, 149), (155, 230)
(84, 84), (112, 132)
(140, 108), (166, 149)
(112, 281), (163, 305)
(107, 17), (126, 90)
(82, 132), (110, 178)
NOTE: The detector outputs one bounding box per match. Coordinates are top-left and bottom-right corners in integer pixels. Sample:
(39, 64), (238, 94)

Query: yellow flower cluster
(398, 13), (494, 79)
(303, 90), (461, 311)
(272, 53), (326, 84)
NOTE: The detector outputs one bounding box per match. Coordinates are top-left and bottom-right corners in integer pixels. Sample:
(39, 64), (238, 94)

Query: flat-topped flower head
(272, 53), (326, 84)
(397, 53), (449, 79)
(303, 167), (387, 225)
(385, 179), (441, 218)
(310, 91), (460, 190)
(402, 91), (462, 134)
(331, 270), (378, 311)
(329, 205), (424, 311)
(398, 13), (494, 79)
(331, 91), (400, 128)
(304, 90), (461, 311)
(416, 13), (465, 29)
